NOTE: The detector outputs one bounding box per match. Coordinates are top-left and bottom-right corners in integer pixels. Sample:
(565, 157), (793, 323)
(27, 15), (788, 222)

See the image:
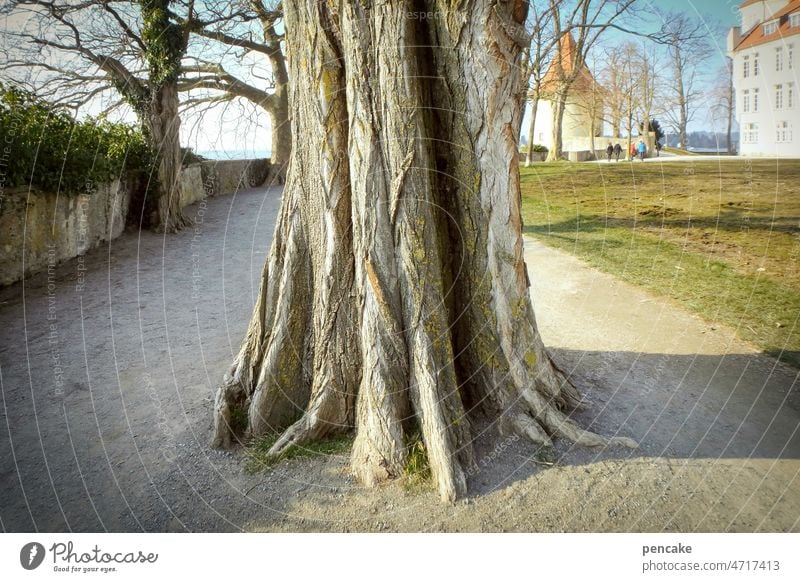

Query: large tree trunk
(265, 20), (292, 182)
(212, 0), (635, 502)
(268, 98), (291, 180)
(139, 0), (188, 233)
(146, 82), (189, 232)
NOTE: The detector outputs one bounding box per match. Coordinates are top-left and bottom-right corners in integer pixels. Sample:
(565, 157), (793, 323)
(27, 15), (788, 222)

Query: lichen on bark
(212, 0), (635, 502)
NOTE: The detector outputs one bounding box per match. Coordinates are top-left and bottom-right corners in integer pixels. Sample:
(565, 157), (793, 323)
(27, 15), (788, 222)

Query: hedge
(0, 83), (150, 195)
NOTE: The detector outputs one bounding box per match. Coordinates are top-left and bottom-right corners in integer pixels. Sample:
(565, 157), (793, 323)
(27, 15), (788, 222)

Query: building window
(743, 89), (750, 112)
(754, 88), (759, 112)
(743, 55), (750, 78)
(790, 44), (795, 69)
(754, 53), (760, 76)
(763, 20), (779, 35)
(789, 83), (795, 108)
(776, 121), (792, 143)
(776, 47), (784, 71)
(790, 12), (800, 27)
(776, 84), (784, 109)
(743, 123), (759, 143)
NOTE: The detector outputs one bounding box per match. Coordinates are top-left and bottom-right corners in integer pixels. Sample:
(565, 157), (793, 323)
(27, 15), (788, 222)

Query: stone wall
(0, 158), (271, 287)
(181, 158), (272, 205)
(0, 179), (131, 286)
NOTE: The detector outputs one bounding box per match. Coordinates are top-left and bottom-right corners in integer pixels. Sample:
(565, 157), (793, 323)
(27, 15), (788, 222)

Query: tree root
(210, 0), (638, 505)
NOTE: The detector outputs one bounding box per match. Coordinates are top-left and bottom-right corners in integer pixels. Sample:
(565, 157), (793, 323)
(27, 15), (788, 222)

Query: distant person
(637, 139), (646, 160)
(613, 143), (622, 161)
(606, 142), (613, 162)
(629, 142), (636, 160)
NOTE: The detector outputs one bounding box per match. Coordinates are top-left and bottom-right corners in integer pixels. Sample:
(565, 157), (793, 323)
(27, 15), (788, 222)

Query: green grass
(245, 430), (437, 492)
(244, 433), (354, 474)
(662, 146), (701, 156)
(228, 404), (249, 436)
(403, 433), (432, 491)
(520, 160), (800, 367)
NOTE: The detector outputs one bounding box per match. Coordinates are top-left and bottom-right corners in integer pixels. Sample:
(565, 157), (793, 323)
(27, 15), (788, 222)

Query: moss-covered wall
(0, 158), (272, 286)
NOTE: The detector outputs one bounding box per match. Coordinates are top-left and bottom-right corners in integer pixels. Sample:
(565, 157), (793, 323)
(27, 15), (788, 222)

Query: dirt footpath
(1, 186), (798, 532)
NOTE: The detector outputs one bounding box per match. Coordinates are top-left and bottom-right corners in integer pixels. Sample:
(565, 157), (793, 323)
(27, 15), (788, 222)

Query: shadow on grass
(524, 210), (800, 237)
(521, 218), (800, 369)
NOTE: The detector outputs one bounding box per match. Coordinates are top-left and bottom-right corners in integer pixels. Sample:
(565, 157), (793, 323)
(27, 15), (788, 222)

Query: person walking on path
(637, 139), (647, 161)
(613, 143), (622, 161)
(629, 142), (636, 160)
(606, 143), (613, 162)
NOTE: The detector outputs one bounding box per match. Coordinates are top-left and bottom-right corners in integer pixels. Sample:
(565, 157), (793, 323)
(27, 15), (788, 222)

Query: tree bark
(140, 0), (189, 232)
(212, 0), (635, 502)
(262, 10), (291, 182)
(144, 81), (188, 232)
(268, 90), (291, 180)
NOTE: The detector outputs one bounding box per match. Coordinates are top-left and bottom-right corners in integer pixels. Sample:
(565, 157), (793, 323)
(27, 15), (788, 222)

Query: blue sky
(517, 0), (741, 143)
(192, 1), (741, 155)
(653, 0), (739, 132)
(676, 0), (740, 67)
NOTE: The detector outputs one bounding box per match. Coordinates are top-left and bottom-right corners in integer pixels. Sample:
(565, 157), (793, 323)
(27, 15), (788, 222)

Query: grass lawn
(520, 159), (800, 367)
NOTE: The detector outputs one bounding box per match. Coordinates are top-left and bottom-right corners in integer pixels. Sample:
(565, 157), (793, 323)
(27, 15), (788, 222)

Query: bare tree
(3, 0), (292, 210)
(709, 57), (735, 154)
(598, 41), (643, 159)
(659, 10), (712, 149)
(570, 47), (605, 156)
(178, 1), (291, 179)
(599, 45), (625, 138)
(2, 0), (201, 231)
(635, 39), (660, 141)
(544, 0), (639, 161)
(211, 0), (636, 502)
(618, 42), (641, 159)
(521, 2), (557, 166)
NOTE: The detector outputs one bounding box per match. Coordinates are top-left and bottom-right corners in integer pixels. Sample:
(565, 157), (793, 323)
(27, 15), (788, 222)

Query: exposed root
(521, 387), (638, 449)
(349, 290), (409, 487)
(510, 412), (553, 447)
(211, 379), (246, 448)
(524, 313), (584, 411)
(212, 0), (638, 505)
(264, 418), (312, 458)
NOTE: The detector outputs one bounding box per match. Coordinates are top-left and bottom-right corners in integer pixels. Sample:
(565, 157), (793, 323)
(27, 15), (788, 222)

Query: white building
(533, 32), (604, 155)
(728, 0), (800, 156)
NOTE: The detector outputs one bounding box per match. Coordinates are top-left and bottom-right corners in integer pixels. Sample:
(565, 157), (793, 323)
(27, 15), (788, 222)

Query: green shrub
(0, 83), (150, 195)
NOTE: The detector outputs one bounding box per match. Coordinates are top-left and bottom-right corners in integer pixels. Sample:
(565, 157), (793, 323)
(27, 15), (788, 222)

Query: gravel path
(1, 186), (798, 532)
